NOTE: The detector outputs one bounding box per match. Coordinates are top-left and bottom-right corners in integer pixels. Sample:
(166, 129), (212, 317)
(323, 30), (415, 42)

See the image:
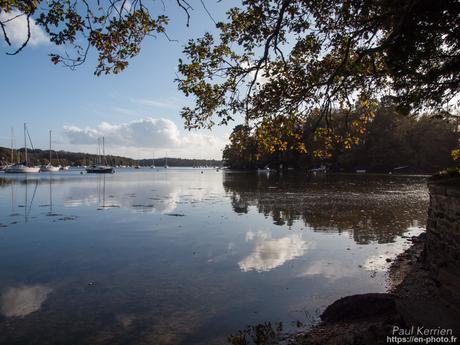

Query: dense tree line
(223, 103), (459, 174)
(0, 148), (222, 168)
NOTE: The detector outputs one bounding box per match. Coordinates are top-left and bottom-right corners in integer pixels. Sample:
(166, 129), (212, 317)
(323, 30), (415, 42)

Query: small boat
(41, 163), (60, 172)
(257, 165), (271, 173)
(151, 153), (155, 168)
(164, 155), (168, 168)
(86, 137), (115, 174)
(86, 165), (114, 174)
(41, 130), (61, 172)
(5, 124), (40, 174)
(309, 165), (327, 174)
(5, 163), (40, 173)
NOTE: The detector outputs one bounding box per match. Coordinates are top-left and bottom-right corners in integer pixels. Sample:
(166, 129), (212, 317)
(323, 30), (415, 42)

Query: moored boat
(40, 130), (61, 172)
(5, 163), (40, 173)
(5, 124), (40, 174)
(151, 153), (155, 168)
(86, 137), (114, 174)
(86, 165), (114, 174)
(41, 163), (60, 172)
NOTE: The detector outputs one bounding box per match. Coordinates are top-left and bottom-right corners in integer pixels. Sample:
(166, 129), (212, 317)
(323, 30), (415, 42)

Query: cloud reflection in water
(239, 231), (313, 272)
(1, 285), (52, 317)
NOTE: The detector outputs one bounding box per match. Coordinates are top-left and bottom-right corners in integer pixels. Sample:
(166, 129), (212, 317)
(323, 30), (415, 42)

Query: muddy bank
(290, 233), (460, 345)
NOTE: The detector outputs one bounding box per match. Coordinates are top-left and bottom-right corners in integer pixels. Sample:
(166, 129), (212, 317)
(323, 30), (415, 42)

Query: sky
(0, 1), (237, 160)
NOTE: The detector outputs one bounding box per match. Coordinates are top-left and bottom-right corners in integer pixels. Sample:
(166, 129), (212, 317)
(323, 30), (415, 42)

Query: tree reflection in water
(223, 172), (428, 245)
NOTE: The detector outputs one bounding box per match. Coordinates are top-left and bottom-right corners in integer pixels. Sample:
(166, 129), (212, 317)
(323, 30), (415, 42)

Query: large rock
(321, 293), (397, 323)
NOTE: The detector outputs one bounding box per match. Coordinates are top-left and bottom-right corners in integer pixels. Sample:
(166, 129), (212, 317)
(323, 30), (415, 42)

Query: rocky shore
(289, 232), (460, 345)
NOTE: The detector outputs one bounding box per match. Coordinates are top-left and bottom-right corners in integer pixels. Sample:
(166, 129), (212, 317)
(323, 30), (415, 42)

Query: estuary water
(0, 169), (428, 345)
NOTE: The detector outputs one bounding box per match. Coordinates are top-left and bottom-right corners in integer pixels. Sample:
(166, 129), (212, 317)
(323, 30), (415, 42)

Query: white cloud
(0, 10), (48, 47)
(63, 117), (226, 159)
(241, 61), (271, 86)
(239, 231), (312, 272)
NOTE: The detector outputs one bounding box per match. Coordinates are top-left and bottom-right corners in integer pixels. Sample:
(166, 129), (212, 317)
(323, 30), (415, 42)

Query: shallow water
(0, 169), (428, 344)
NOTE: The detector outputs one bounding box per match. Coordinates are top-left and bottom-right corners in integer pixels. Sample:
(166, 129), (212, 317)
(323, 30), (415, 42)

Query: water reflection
(223, 172), (428, 244)
(1, 285), (52, 317)
(7, 177), (39, 223)
(299, 259), (356, 281)
(239, 230), (313, 272)
(0, 170), (429, 345)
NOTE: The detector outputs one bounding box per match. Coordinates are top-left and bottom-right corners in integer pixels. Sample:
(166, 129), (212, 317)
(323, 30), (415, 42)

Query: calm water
(0, 169), (428, 345)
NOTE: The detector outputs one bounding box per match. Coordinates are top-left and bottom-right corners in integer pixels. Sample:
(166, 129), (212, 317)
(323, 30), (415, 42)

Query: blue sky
(0, 1), (237, 159)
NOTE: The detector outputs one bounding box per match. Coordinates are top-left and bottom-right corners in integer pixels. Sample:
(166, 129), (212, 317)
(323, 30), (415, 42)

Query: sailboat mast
(102, 136), (105, 163)
(97, 138), (101, 165)
(24, 123), (28, 164)
(10, 127), (13, 164)
(49, 130), (52, 164)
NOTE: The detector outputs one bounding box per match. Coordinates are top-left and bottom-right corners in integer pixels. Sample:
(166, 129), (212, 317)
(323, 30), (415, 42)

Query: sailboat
(41, 130), (61, 172)
(150, 153), (156, 168)
(164, 154), (168, 169)
(86, 137), (114, 174)
(5, 123), (40, 173)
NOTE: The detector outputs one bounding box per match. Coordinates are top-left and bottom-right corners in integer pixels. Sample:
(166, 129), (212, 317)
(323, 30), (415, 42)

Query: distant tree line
(0, 148), (222, 168)
(223, 102), (459, 174)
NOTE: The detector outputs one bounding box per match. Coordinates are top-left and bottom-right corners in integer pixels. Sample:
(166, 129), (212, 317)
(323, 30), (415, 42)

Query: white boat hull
(41, 165), (60, 172)
(5, 166), (40, 173)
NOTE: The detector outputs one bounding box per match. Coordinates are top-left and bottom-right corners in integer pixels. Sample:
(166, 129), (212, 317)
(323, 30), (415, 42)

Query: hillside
(0, 147), (222, 167)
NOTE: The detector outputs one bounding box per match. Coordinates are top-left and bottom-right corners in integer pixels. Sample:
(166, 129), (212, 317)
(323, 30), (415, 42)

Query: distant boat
(151, 153), (155, 168)
(41, 164), (60, 172)
(164, 155), (168, 169)
(86, 165), (114, 173)
(86, 137), (114, 174)
(309, 165), (327, 174)
(5, 123), (40, 173)
(41, 130), (61, 172)
(257, 165), (271, 173)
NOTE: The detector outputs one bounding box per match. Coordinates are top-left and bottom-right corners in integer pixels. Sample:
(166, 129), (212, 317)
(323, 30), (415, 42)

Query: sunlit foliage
(223, 103), (459, 172)
(177, 0), (459, 148)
